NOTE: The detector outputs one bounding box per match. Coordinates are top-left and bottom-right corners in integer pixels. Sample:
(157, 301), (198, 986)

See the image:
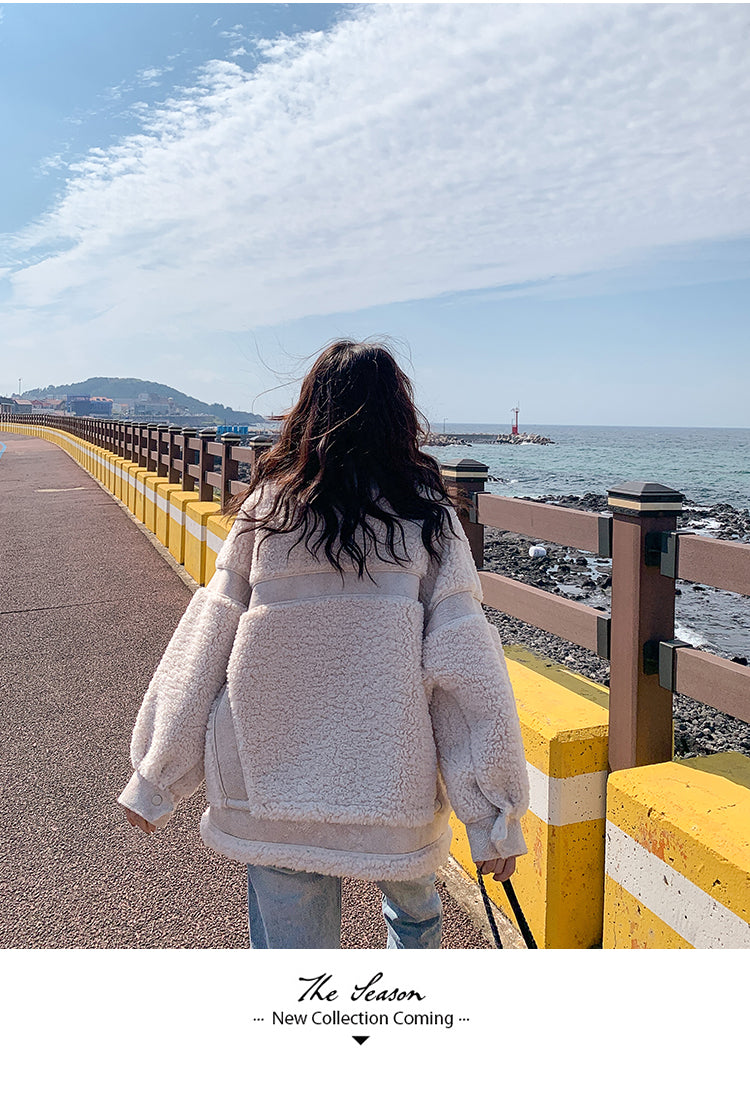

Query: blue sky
(1, 2), (748, 427)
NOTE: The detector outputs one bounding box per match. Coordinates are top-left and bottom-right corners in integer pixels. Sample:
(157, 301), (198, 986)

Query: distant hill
(23, 377), (265, 425)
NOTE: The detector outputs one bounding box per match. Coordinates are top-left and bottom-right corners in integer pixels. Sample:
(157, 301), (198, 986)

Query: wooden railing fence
(441, 458), (749, 772)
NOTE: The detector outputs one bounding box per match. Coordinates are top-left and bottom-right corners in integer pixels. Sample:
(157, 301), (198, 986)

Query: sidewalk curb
(437, 858), (526, 949)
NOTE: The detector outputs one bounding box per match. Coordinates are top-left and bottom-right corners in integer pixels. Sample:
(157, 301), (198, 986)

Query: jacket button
(151, 794), (163, 806)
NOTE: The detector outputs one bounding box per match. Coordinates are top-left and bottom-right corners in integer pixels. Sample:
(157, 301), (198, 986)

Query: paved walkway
(0, 431), (504, 948)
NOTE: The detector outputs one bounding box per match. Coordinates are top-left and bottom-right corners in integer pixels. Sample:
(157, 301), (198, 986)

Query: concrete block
(604, 752), (750, 948)
(142, 475), (170, 534)
(205, 514), (235, 581)
(155, 482), (185, 548)
(184, 500), (222, 584)
(134, 469), (152, 523)
(167, 490), (200, 565)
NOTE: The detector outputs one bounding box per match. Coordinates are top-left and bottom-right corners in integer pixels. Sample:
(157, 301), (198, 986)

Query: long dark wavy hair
(222, 339), (460, 578)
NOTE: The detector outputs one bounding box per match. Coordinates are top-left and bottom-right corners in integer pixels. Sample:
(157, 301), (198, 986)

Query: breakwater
(425, 431), (555, 446)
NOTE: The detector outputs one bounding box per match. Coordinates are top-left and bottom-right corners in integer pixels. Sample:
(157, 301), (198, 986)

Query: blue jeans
(246, 865), (443, 949)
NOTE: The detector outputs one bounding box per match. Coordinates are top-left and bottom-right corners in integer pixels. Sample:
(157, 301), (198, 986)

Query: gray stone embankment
(482, 493), (750, 760)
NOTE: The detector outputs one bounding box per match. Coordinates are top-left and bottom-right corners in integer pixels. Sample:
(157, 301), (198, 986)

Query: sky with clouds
(1, 3), (749, 426)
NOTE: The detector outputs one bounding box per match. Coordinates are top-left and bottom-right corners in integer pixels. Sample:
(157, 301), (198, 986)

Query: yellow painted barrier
(105, 452), (120, 495)
(167, 490), (201, 565)
(134, 469), (152, 523)
(100, 448), (112, 491)
(184, 500), (221, 584)
(100, 447), (111, 485)
(450, 646), (610, 948)
(155, 482), (185, 548)
(603, 752), (750, 948)
(142, 475), (170, 534)
(111, 456), (127, 501)
(205, 514), (236, 580)
(123, 461), (142, 512)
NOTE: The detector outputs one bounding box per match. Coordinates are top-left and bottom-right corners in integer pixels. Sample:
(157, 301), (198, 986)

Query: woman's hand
(476, 856), (516, 882)
(124, 808), (157, 834)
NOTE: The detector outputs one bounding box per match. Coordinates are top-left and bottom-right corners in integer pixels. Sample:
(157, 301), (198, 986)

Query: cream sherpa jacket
(118, 484), (530, 881)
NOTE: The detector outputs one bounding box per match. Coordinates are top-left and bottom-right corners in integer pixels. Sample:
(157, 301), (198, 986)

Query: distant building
(67, 395), (113, 417)
(132, 395), (179, 417)
(31, 399), (65, 411)
(9, 398), (33, 415)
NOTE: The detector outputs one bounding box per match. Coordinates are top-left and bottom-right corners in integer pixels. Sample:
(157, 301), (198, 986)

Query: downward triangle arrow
(352, 1036), (370, 1045)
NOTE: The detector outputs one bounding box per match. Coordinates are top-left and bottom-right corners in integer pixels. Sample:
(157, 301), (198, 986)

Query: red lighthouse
(511, 406), (519, 436)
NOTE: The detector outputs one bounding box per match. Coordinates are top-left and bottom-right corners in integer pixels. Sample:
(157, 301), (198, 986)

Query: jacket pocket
(205, 683), (248, 807)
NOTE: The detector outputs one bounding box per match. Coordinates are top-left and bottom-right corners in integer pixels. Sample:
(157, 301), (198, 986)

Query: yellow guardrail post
(449, 648), (610, 948)
(604, 753), (750, 948)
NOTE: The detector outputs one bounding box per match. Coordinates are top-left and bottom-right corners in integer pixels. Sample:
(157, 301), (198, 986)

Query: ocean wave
(674, 624), (709, 649)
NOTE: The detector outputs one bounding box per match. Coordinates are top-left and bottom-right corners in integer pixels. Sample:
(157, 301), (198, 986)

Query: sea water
(425, 424), (750, 510)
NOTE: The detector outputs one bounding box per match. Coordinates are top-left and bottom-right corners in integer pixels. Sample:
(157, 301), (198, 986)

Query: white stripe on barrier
(184, 513), (204, 541)
(169, 501), (185, 524)
(206, 529), (226, 555)
(526, 762), (607, 827)
(605, 821), (750, 948)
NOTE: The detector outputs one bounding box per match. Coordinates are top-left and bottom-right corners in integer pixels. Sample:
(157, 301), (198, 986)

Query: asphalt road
(0, 431), (493, 949)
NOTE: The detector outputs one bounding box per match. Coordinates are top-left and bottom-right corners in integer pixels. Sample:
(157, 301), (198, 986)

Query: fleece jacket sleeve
(422, 521), (530, 862)
(117, 512), (255, 826)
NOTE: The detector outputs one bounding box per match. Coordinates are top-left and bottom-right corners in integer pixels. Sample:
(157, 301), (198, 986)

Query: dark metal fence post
(125, 421), (135, 462)
(607, 481), (684, 771)
(248, 435), (273, 477)
(166, 426), (181, 484)
(136, 423), (150, 468)
(123, 421), (133, 462)
(181, 431), (197, 492)
(439, 458), (489, 568)
(197, 428), (218, 502)
(145, 424), (159, 472)
(129, 422), (139, 463)
(155, 424), (170, 477)
(220, 433), (243, 510)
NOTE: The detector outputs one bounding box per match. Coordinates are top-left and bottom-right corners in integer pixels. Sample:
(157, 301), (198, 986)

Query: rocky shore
(481, 493), (750, 760)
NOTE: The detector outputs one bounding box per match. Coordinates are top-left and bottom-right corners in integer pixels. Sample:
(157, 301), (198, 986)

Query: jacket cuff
(465, 814), (528, 862)
(118, 771), (174, 828)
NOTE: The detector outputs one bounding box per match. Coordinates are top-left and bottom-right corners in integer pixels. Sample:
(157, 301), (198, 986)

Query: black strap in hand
(476, 871), (538, 949)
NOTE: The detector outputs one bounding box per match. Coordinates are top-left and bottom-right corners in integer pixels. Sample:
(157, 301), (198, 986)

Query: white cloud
(2, 3), (749, 385)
